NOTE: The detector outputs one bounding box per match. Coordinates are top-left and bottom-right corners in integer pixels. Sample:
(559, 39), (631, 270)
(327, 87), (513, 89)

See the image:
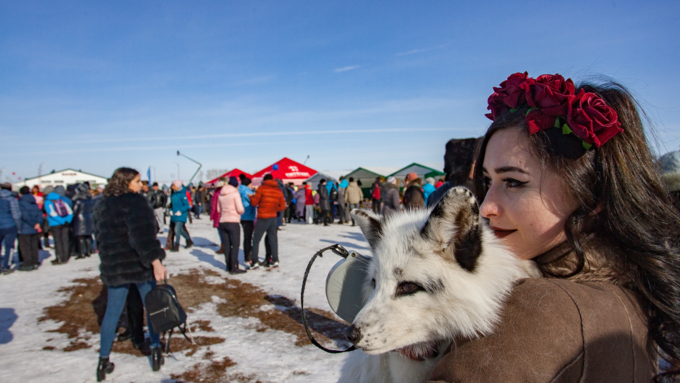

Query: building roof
(389, 163), (444, 177)
(21, 168), (108, 182)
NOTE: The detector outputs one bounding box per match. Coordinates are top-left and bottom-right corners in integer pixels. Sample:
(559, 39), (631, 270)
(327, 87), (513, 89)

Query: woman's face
(480, 127), (578, 260)
(128, 174), (142, 193)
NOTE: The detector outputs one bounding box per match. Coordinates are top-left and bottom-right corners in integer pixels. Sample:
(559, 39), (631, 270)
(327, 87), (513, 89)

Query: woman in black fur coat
(92, 167), (167, 381)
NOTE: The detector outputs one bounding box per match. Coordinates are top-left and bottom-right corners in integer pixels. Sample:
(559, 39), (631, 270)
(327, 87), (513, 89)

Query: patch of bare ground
(171, 354), (237, 383)
(39, 267), (348, 381)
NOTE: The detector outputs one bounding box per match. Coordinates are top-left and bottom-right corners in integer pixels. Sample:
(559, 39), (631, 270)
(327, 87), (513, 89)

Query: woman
(380, 177), (401, 217)
(169, 180), (192, 251)
(304, 183), (314, 224)
(294, 182), (306, 221)
(217, 177), (246, 274)
(428, 73), (680, 382)
(72, 183), (95, 259)
(93, 167), (167, 381)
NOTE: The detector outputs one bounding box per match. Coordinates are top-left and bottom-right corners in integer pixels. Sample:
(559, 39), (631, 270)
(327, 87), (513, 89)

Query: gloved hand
(174, 211), (182, 216)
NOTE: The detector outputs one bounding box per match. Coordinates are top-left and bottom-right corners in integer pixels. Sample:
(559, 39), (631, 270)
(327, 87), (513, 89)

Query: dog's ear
(350, 209), (383, 250)
(420, 187), (482, 272)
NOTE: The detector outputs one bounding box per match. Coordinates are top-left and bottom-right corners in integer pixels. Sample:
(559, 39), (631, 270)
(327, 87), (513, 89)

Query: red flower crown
(485, 72), (623, 149)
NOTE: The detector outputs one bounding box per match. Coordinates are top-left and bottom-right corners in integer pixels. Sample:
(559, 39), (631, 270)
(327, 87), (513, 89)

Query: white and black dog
(338, 187), (540, 383)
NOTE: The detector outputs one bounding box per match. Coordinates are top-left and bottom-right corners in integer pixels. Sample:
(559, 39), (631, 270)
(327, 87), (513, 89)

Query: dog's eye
(396, 281), (424, 297)
(371, 278), (376, 289)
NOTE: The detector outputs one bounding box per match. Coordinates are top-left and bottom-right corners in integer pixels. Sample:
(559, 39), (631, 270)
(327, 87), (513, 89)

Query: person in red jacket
(249, 174), (287, 268)
(304, 183), (314, 224)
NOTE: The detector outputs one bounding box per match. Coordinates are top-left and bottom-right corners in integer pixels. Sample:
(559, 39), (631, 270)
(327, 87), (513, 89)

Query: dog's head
(347, 187), (527, 358)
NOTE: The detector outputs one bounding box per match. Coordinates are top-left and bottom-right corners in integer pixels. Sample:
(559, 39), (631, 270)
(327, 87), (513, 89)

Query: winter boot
(215, 244), (224, 254)
(185, 239), (194, 249)
(96, 357), (115, 381)
(169, 245), (179, 252)
(151, 347), (164, 372)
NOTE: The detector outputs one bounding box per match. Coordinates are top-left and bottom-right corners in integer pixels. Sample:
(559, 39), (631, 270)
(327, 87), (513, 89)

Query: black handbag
(145, 281), (194, 353)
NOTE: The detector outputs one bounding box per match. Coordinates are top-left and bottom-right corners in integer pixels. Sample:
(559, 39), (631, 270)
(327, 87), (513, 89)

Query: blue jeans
(174, 221), (190, 247)
(99, 281), (160, 358)
(0, 226), (18, 270)
(194, 204), (203, 218)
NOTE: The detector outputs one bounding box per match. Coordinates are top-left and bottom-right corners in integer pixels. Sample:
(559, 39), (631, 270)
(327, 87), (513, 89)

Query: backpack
(145, 282), (194, 353)
(371, 185), (381, 200)
(330, 187), (338, 201)
(53, 199), (70, 217)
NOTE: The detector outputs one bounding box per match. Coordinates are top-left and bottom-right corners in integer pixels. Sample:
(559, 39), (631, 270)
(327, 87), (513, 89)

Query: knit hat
(215, 181), (225, 188)
(241, 178), (252, 186)
(172, 180), (183, 188)
(0, 182), (11, 190)
(228, 176), (239, 187)
(20, 186), (30, 195)
(406, 172), (418, 182)
(386, 176), (397, 184)
(425, 177), (435, 185)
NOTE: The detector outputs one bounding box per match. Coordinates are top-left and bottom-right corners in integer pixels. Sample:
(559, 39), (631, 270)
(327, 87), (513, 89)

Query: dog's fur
(338, 187), (540, 383)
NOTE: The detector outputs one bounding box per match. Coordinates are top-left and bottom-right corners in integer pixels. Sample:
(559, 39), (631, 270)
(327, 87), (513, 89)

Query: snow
(0, 217), (369, 382)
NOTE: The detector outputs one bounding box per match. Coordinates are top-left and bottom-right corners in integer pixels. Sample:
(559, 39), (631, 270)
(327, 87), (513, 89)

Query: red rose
(485, 72), (534, 120)
(523, 74), (575, 134)
(566, 90), (623, 148)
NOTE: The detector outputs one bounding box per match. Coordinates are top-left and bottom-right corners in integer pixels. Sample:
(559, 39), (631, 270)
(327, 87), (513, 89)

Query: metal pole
(177, 151), (202, 183)
(303, 155), (310, 165)
(173, 162), (180, 180)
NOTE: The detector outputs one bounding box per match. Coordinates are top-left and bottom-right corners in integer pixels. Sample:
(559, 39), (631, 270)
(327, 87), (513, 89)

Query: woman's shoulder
(428, 278), (655, 383)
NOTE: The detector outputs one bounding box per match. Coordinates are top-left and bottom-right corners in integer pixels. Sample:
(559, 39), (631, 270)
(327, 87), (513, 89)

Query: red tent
(252, 157), (317, 185)
(205, 168), (253, 185)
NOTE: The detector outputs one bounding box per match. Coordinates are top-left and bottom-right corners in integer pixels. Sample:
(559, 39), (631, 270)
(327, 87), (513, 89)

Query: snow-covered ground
(0, 217), (369, 382)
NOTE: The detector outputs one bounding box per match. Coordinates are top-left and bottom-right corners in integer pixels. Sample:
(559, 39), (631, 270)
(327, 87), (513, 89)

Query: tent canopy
(389, 163), (445, 186)
(206, 168), (253, 185)
(252, 157), (317, 180)
(304, 172), (338, 190)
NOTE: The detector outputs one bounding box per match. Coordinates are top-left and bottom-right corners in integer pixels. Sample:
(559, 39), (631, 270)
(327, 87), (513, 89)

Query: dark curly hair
(103, 167), (139, 198)
(474, 81), (680, 382)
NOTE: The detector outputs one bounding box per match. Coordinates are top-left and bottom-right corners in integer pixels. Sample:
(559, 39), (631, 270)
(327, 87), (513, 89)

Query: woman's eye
(482, 176), (492, 188)
(503, 178), (528, 188)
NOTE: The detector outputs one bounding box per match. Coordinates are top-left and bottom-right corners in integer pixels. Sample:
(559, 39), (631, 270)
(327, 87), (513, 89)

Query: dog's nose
(346, 325), (362, 344)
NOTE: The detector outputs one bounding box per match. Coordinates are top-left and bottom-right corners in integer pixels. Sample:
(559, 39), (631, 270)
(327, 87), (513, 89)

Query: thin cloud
(395, 44), (449, 56)
(396, 49), (421, 56)
(8, 127), (467, 148)
(334, 65), (360, 73)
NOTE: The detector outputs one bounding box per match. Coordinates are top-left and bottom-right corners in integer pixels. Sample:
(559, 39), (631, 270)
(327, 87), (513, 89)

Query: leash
(301, 244), (356, 354)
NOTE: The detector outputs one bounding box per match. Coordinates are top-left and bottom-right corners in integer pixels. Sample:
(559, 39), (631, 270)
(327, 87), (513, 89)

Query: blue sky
(1, 0), (679, 183)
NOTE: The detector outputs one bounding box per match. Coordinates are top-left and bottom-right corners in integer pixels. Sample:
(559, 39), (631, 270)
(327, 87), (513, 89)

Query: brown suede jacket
(427, 278), (656, 382)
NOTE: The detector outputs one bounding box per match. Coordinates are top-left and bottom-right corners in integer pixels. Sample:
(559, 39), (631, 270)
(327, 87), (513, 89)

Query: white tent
(303, 172), (338, 190)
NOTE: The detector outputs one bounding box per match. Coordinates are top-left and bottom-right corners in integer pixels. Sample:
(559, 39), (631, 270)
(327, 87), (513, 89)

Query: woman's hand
(152, 259), (168, 281)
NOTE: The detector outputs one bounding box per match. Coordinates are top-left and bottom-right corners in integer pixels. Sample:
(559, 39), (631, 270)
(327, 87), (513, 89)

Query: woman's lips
(491, 227), (517, 239)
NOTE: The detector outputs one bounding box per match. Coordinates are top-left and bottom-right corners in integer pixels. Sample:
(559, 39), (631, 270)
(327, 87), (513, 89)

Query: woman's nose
(480, 188), (501, 218)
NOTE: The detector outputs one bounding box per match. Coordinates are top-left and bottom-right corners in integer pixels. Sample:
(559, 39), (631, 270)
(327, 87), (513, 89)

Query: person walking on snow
(44, 185), (73, 265)
(344, 177), (363, 226)
(217, 177), (246, 274)
(250, 174), (286, 268)
(169, 180), (193, 251)
(294, 183), (306, 221)
(238, 178), (257, 268)
(0, 183), (21, 273)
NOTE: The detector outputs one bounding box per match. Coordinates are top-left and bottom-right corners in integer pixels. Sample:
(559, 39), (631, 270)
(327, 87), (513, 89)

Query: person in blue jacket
(44, 185), (74, 264)
(169, 180), (192, 251)
(238, 177), (257, 269)
(0, 182), (21, 274)
(17, 186), (43, 270)
(422, 177), (436, 206)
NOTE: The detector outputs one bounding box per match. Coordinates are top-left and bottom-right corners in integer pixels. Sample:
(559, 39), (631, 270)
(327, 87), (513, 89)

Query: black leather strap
(300, 244), (356, 353)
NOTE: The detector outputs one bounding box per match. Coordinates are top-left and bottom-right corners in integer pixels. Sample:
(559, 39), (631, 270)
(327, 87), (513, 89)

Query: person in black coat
(92, 167), (167, 381)
(317, 179), (330, 226)
(17, 187), (43, 270)
(72, 183), (95, 259)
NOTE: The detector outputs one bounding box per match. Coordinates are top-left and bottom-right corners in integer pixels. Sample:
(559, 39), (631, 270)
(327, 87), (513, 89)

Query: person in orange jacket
(249, 174), (287, 268)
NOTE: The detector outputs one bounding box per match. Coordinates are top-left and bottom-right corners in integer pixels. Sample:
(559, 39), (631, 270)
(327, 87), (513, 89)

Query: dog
(338, 187), (540, 383)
